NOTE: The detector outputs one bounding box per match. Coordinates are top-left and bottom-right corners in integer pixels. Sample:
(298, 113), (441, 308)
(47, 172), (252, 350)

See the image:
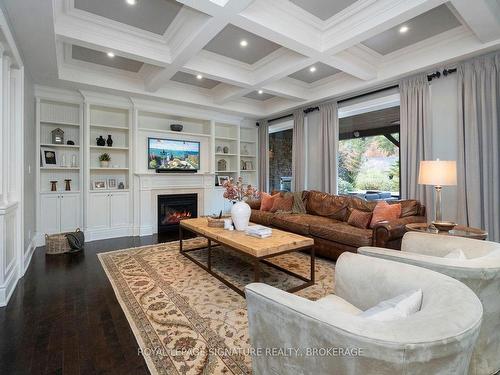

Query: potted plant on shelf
(99, 153), (111, 168)
(223, 177), (259, 231)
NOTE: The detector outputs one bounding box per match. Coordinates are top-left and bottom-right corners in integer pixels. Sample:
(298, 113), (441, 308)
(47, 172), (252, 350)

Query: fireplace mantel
(134, 172), (216, 236)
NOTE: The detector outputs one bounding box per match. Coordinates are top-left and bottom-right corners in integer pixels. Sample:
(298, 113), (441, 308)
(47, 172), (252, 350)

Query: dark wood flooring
(0, 232), (183, 375)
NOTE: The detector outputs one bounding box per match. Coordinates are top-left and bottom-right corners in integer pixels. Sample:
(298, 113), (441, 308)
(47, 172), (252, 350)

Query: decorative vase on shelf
(231, 201), (251, 231)
(100, 161), (109, 168)
(106, 135), (113, 147)
(96, 136), (105, 146)
(64, 179), (72, 191)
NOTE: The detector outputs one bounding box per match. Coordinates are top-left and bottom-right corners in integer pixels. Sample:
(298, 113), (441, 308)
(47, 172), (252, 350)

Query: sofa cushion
(347, 209), (372, 229)
(250, 209), (274, 226)
(393, 199), (420, 217)
(347, 196), (378, 212)
(271, 214), (310, 235)
(310, 222), (373, 247)
(260, 192), (279, 211)
(370, 201), (402, 228)
(270, 193), (294, 213)
(315, 294), (362, 315)
(305, 190), (348, 220)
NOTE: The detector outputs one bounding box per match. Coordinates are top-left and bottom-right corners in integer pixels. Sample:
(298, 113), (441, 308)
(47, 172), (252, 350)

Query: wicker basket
(207, 216), (228, 228)
(45, 228), (81, 255)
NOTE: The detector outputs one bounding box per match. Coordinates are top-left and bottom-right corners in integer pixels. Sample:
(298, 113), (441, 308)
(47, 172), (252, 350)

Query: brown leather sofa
(249, 190), (426, 261)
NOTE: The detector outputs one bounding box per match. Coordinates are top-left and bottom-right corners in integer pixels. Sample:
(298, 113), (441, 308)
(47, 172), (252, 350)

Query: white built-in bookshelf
(36, 98), (83, 236)
(35, 88), (259, 243)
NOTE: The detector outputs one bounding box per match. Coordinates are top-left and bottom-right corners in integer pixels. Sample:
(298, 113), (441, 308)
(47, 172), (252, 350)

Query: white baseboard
(22, 235), (36, 277)
(85, 227), (134, 242)
(0, 260), (18, 307)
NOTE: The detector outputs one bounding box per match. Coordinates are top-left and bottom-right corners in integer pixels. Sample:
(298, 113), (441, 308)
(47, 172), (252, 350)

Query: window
(268, 120), (293, 192)
(338, 106), (400, 197)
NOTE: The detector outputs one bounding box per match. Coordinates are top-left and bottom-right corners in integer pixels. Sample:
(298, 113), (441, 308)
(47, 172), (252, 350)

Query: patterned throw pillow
(260, 192), (280, 211)
(270, 193), (294, 213)
(370, 201), (402, 228)
(347, 209), (373, 229)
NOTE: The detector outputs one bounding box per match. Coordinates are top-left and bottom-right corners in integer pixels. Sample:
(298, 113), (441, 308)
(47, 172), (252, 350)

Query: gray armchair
(245, 252), (482, 375)
(359, 232), (500, 375)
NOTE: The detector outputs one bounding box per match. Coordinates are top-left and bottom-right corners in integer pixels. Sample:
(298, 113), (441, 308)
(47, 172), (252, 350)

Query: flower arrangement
(223, 177), (259, 202)
(99, 153), (111, 162)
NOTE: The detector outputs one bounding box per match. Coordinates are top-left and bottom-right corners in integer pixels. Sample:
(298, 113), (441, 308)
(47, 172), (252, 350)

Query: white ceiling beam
(213, 83), (253, 104)
(450, 0), (500, 43)
(144, 0), (255, 92)
(321, 51), (377, 81)
(54, 1), (171, 66)
(261, 80), (308, 102)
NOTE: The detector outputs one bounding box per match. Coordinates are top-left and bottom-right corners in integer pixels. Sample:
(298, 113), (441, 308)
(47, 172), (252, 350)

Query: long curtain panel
(258, 119), (269, 192)
(400, 74), (433, 211)
(457, 53), (500, 241)
(318, 103), (339, 194)
(292, 109), (305, 191)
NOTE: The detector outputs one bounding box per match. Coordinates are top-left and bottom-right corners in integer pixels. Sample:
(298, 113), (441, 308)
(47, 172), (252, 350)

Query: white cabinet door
(109, 192), (130, 228)
(88, 192), (110, 230)
(60, 193), (80, 232)
(40, 194), (60, 235)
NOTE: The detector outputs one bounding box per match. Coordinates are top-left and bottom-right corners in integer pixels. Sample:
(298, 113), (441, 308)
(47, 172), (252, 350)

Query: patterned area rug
(98, 238), (335, 375)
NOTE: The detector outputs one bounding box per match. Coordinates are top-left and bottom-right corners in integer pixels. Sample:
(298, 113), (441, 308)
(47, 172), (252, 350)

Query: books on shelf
(246, 225), (272, 238)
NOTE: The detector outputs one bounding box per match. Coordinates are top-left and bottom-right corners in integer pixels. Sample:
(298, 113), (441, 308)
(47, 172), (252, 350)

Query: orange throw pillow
(347, 209), (372, 229)
(370, 201), (402, 228)
(270, 194), (294, 213)
(260, 192), (280, 211)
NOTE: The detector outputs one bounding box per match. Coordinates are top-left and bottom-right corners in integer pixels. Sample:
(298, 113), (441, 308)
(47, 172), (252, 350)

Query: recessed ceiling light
(258, 90), (263, 94)
(107, 52), (115, 58)
(126, 0), (137, 5)
(196, 74), (203, 80)
(240, 40), (248, 47)
(399, 25), (409, 33)
(309, 66), (316, 73)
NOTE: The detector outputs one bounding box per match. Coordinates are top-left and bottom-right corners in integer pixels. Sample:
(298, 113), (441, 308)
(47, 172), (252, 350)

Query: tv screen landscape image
(148, 138), (200, 171)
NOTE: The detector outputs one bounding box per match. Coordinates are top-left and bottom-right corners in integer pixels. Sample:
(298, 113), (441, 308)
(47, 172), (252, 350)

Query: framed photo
(244, 161), (253, 171)
(93, 180), (107, 190)
(40, 147), (58, 167)
(217, 175), (230, 186)
(107, 178), (117, 189)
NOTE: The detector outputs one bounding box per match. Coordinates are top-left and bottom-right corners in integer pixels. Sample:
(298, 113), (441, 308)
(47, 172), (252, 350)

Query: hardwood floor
(0, 233), (182, 375)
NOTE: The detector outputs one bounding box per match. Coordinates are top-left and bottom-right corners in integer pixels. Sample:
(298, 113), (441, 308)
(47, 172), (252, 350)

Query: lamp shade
(418, 160), (457, 186)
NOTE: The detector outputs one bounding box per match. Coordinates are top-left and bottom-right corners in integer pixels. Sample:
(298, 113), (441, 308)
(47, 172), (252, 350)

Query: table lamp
(418, 159), (457, 224)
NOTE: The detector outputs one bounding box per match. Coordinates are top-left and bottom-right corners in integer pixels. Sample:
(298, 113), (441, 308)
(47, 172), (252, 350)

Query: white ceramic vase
(231, 201), (251, 231)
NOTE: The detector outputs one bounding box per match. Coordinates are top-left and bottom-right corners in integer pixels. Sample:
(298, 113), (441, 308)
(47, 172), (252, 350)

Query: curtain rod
(427, 68), (457, 82)
(262, 84), (400, 125)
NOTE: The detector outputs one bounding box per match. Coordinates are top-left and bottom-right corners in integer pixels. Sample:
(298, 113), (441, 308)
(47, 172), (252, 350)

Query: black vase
(96, 136), (105, 146)
(106, 135), (113, 147)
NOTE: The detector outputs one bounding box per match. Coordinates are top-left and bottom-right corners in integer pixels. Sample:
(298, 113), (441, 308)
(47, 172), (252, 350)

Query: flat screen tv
(148, 138), (200, 171)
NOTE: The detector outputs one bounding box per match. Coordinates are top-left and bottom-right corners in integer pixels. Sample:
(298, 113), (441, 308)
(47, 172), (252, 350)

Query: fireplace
(158, 194), (198, 233)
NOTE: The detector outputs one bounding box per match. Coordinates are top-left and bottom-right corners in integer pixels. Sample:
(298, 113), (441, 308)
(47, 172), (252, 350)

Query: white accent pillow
(443, 249), (467, 260)
(359, 289), (423, 321)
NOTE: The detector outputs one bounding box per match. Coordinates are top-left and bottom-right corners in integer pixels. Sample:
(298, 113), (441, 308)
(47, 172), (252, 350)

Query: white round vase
(231, 201), (251, 231)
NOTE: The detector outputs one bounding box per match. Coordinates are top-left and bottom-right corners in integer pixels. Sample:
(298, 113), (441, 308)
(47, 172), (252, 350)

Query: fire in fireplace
(158, 194), (198, 233)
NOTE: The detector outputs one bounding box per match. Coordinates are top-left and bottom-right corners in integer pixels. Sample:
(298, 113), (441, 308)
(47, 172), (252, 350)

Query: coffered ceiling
(4, 0), (500, 118)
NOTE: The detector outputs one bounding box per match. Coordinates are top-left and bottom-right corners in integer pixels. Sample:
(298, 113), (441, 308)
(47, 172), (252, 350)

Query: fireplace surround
(157, 194), (198, 233)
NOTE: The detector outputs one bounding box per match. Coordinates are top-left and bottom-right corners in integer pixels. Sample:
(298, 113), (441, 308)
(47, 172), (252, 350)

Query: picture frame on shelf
(107, 178), (117, 189)
(93, 180), (107, 190)
(244, 161), (253, 171)
(40, 147), (58, 167)
(217, 175), (230, 186)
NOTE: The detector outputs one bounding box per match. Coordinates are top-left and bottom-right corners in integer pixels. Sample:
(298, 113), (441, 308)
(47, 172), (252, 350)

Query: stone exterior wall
(269, 129), (293, 192)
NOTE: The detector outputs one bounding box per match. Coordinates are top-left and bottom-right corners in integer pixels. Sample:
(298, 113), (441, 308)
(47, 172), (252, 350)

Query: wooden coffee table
(179, 217), (315, 297)
(405, 223), (488, 240)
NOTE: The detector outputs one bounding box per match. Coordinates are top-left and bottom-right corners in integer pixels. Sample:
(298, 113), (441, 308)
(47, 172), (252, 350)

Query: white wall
(430, 75), (459, 222)
(23, 71), (35, 253)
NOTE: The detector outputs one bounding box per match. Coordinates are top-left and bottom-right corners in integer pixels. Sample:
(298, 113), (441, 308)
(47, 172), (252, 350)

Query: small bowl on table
(432, 221), (457, 232)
